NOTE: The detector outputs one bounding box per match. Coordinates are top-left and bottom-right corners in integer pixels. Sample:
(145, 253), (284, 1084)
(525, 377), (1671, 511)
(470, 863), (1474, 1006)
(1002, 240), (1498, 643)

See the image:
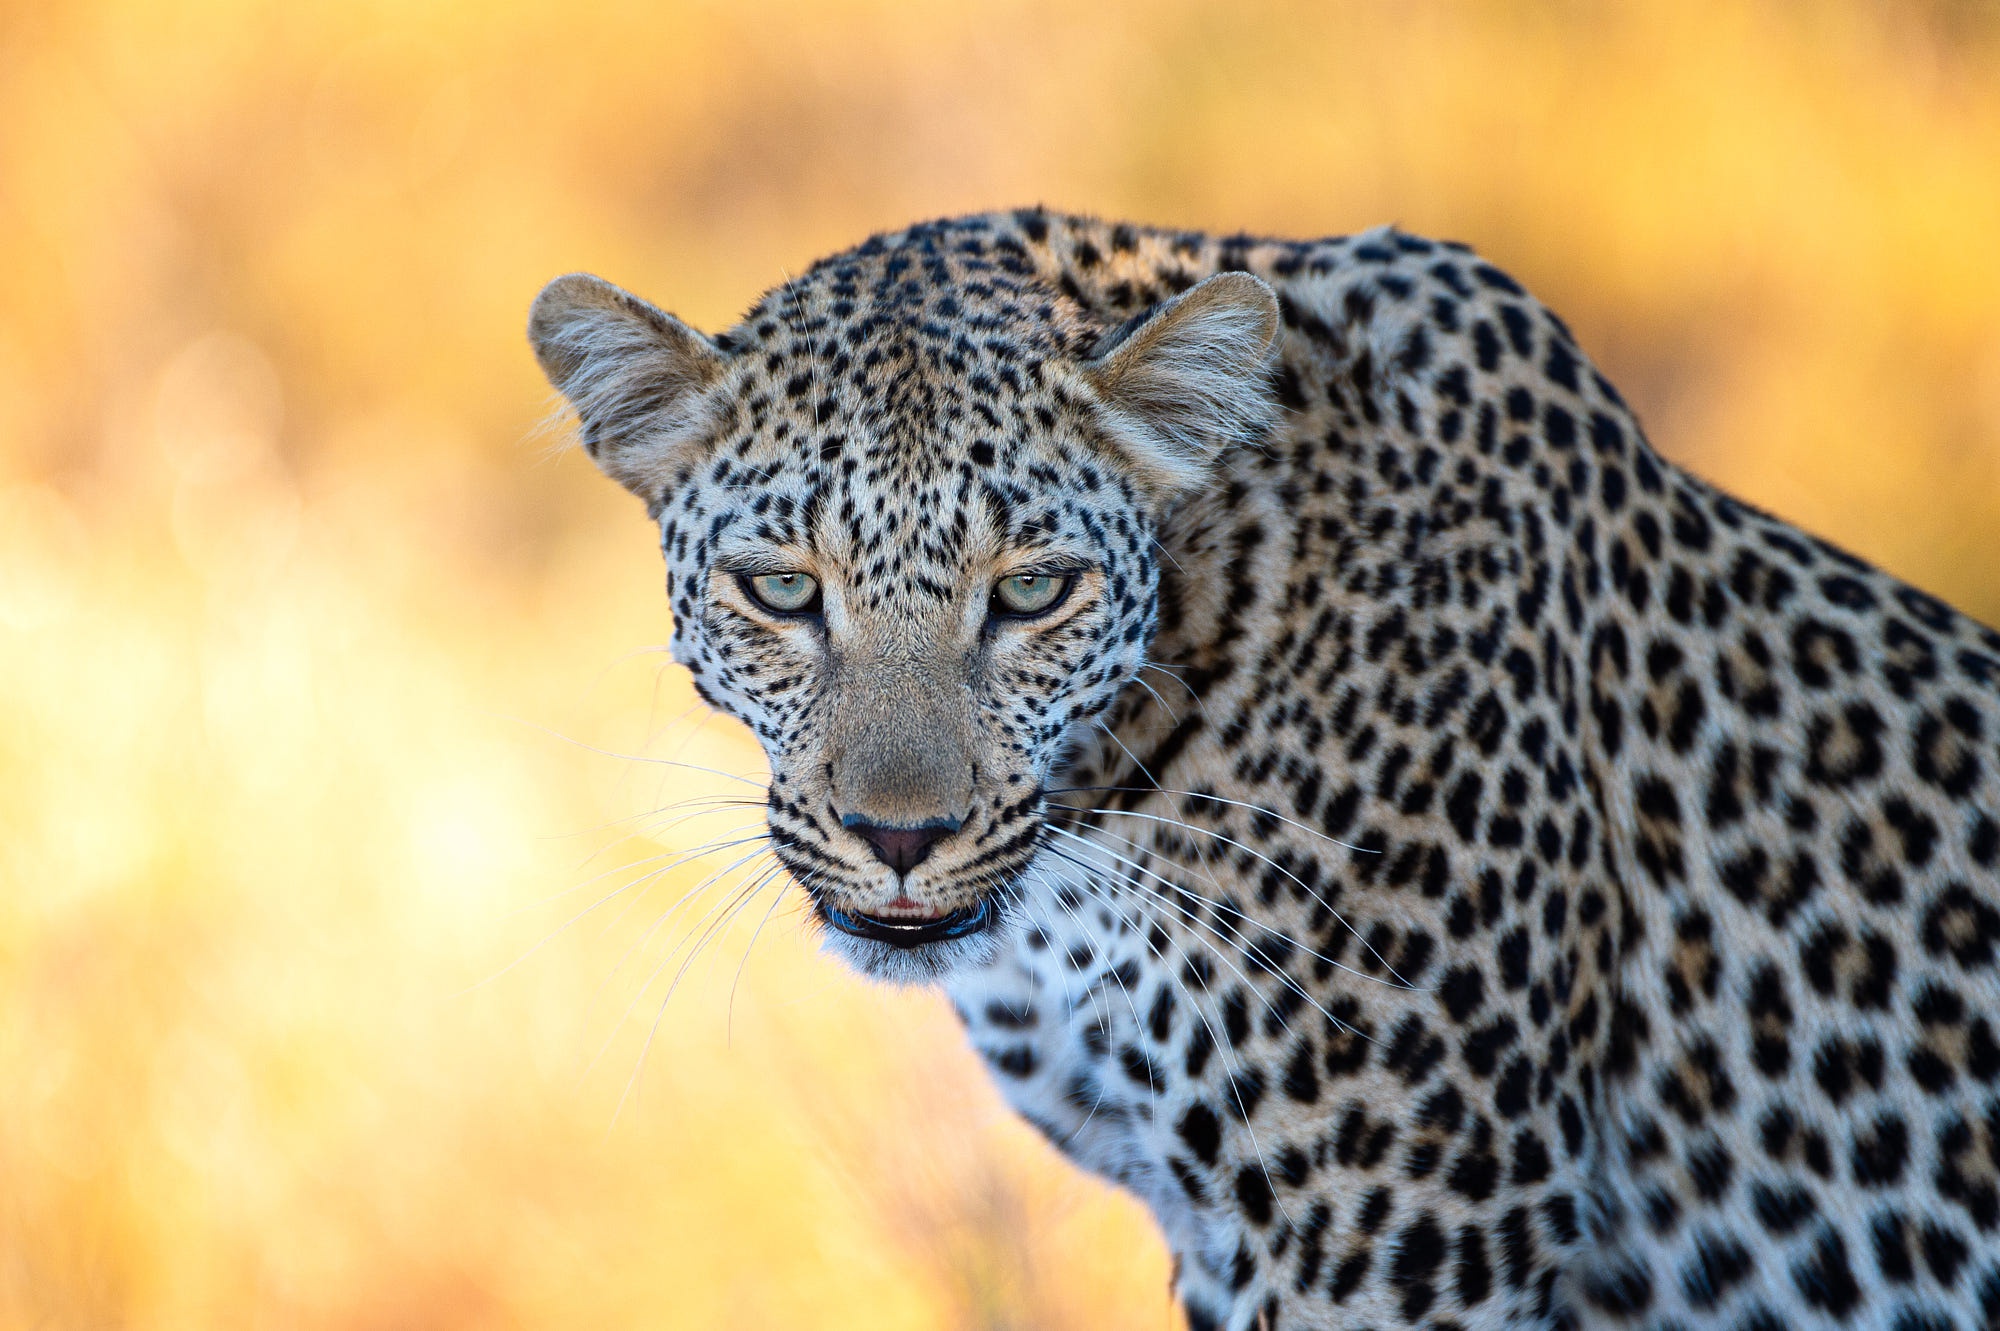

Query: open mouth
(820, 897), (996, 948)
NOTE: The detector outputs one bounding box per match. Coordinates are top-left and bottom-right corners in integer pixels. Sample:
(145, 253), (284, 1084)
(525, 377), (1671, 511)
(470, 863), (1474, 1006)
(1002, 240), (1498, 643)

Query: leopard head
(528, 225), (1277, 981)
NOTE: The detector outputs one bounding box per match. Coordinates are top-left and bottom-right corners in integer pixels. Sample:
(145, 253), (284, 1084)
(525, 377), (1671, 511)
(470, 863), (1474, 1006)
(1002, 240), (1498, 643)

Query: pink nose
(843, 818), (959, 874)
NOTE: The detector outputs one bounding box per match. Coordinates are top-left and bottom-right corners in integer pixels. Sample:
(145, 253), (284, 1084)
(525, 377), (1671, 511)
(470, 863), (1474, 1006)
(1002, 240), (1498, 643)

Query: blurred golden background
(3, 2), (1998, 1327)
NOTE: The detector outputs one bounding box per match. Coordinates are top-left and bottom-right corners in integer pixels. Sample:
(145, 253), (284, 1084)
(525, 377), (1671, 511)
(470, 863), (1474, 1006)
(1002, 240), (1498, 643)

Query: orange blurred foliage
(1, 2), (1996, 1327)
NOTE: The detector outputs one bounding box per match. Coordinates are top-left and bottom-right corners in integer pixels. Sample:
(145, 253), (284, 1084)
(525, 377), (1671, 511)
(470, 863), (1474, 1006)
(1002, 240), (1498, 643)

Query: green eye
(742, 571), (821, 614)
(993, 572), (1070, 617)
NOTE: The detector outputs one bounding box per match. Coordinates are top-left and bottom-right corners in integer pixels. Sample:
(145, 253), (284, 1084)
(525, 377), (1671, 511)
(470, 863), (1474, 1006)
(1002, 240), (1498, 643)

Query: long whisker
(1041, 831), (1369, 1039)
(587, 845), (779, 1069)
(608, 872), (779, 1130)
(504, 841), (700, 920)
(727, 880), (793, 1046)
(615, 803), (769, 859)
(540, 795), (766, 890)
(1020, 863), (1129, 1138)
(1049, 811), (1409, 992)
(1048, 801), (1416, 990)
(1037, 863), (1165, 1125)
(1137, 659), (1208, 724)
(589, 828), (771, 975)
(1074, 721), (1407, 991)
(535, 791), (763, 849)
(1046, 821), (1398, 1003)
(1039, 843), (1329, 1064)
(1083, 720), (1285, 974)
(492, 713), (768, 787)
(600, 851), (787, 1094)
(1048, 782), (1378, 855)
(462, 830), (770, 994)
(1035, 851), (1298, 1229)
(1125, 670), (1180, 724)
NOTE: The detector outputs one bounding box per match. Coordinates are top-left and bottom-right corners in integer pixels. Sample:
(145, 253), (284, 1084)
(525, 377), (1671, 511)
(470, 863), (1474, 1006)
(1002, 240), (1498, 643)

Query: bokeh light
(2, 2), (1997, 1327)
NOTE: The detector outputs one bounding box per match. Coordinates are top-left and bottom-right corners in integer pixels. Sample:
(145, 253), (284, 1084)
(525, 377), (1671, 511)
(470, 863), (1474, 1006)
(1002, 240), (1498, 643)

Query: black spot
(1283, 1037), (1320, 1104)
(1679, 1228), (1754, 1309)
(1746, 961), (1794, 1076)
(1792, 1225), (1865, 1318)
(1118, 1043), (1161, 1091)
(1447, 1132), (1501, 1201)
(1511, 1129), (1551, 1185)
(1914, 700), (1985, 797)
(990, 1045), (1036, 1078)
(1970, 814), (2000, 868)
(983, 999), (1036, 1030)
(1813, 1036), (1886, 1106)
(1336, 1103), (1398, 1169)
(1687, 1140), (1736, 1200)
(1183, 1020), (1215, 1078)
(1873, 1209), (1915, 1283)
(1389, 1213), (1447, 1320)
(1382, 1014), (1447, 1085)
(1462, 1016), (1518, 1077)
(1177, 1102), (1222, 1165)
(1455, 1224), (1491, 1308)
(1851, 1114), (1910, 1188)
(1494, 1056), (1533, 1119)
(1329, 1247), (1371, 1302)
(1497, 927), (1531, 990)
(1751, 1181), (1817, 1235)
(1230, 1238), (1255, 1290)
(1223, 1068), (1266, 1122)
(1921, 1219), (1970, 1288)
(1438, 965), (1485, 1022)
(1579, 1257), (1654, 1315)
(1358, 1185), (1394, 1234)
(1234, 1166), (1275, 1226)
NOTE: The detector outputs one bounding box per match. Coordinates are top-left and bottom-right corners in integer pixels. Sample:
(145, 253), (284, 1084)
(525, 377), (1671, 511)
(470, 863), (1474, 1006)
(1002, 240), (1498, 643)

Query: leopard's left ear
(528, 272), (732, 504)
(1080, 271), (1280, 503)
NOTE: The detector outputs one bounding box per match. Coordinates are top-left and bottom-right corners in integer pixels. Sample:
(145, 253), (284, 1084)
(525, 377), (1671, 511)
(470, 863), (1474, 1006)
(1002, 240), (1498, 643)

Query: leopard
(526, 209), (2000, 1330)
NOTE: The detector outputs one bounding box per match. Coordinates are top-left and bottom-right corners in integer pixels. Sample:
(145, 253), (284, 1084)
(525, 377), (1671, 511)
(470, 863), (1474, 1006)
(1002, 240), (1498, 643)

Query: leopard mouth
(820, 897), (997, 947)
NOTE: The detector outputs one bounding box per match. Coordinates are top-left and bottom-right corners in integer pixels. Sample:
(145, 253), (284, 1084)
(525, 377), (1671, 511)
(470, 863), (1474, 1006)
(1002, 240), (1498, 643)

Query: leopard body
(529, 210), (2000, 1330)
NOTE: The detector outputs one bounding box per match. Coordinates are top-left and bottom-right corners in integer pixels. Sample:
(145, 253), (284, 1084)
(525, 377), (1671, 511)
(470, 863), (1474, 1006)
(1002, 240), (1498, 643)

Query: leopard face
(527, 234), (1278, 981)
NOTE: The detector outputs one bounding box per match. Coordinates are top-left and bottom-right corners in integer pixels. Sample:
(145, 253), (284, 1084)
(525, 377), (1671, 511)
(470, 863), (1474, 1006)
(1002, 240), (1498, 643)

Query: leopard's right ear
(528, 273), (731, 503)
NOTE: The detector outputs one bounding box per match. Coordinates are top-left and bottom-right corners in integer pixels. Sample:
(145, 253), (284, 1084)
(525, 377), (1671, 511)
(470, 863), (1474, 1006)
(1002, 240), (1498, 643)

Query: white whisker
(1035, 851), (1299, 1229)
(1049, 800), (1416, 990)
(1041, 831), (1371, 1039)
(1048, 781), (1378, 855)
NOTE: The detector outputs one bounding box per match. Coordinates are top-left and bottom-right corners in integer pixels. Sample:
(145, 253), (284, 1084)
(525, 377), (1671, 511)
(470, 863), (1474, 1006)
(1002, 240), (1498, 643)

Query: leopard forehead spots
(531, 210), (2000, 1329)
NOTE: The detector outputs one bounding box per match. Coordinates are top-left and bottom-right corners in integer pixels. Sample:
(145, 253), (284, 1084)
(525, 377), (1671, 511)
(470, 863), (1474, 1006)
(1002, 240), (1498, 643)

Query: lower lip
(821, 897), (996, 948)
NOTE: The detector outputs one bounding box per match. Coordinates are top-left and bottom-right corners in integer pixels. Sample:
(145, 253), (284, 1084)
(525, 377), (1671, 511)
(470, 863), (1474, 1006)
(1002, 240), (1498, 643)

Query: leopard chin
(815, 897), (1011, 986)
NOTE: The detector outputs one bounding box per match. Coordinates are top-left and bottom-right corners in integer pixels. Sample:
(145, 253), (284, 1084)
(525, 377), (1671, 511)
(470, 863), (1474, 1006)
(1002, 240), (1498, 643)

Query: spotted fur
(529, 211), (2000, 1329)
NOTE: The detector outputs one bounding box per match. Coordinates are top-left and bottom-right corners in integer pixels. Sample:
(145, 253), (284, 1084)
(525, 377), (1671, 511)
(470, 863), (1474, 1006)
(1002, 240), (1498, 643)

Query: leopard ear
(1080, 271), (1281, 503)
(528, 273), (731, 502)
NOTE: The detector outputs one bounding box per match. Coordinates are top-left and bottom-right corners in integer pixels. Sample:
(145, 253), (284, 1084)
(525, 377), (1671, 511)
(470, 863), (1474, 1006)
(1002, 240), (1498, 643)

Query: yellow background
(3, 2), (1998, 1327)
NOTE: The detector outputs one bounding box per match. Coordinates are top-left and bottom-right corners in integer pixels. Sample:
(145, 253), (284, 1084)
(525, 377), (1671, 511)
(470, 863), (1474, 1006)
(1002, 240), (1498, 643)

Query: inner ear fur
(527, 273), (730, 501)
(1079, 270), (1281, 503)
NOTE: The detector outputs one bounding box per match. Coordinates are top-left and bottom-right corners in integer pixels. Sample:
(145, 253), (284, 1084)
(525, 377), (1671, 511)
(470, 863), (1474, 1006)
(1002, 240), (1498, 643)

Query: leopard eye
(742, 571), (822, 615)
(992, 572), (1070, 617)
